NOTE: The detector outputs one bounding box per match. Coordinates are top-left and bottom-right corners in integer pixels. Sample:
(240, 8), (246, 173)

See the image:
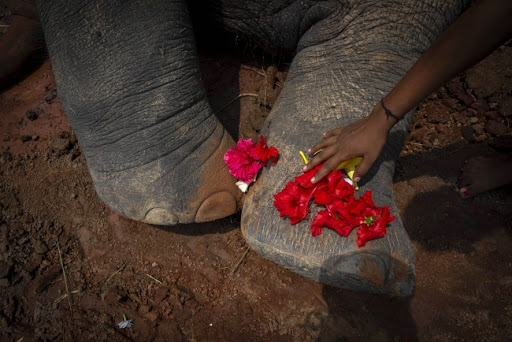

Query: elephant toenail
(195, 191), (237, 223)
(144, 208), (178, 225)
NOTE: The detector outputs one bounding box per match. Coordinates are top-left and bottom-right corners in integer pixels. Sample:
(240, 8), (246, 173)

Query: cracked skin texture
(88, 122), (240, 226)
(142, 128), (240, 224)
(194, 131), (241, 223)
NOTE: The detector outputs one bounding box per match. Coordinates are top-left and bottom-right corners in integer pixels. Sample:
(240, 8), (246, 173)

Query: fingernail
(302, 166), (307, 171)
(307, 148), (311, 154)
(354, 176), (361, 182)
(311, 177), (316, 183)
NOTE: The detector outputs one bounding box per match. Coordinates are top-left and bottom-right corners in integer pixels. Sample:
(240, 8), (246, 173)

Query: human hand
(304, 104), (395, 184)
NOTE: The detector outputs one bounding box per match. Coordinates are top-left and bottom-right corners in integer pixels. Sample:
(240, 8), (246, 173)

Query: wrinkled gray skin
(37, 0), (469, 297)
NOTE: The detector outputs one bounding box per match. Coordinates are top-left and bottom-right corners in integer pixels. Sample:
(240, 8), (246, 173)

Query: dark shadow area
(315, 285), (417, 341)
(152, 212), (241, 236)
(358, 130), (410, 188)
(189, 0), (292, 140)
(0, 52), (46, 92)
(394, 140), (493, 184)
(188, 0), (294, 64)
(0, 3), (46, 91)
(198, 51), (243, 140)
(401, 185), (507, 253)
(393, 140), (512, 252)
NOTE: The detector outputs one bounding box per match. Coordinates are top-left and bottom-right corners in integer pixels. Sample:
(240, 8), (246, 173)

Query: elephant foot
(243, 178), (415, 297)
(242, 130), (415, 298)
(89, 123), (240, 225)
(241, 56), (416, 298)
(36, 0), (242, 226)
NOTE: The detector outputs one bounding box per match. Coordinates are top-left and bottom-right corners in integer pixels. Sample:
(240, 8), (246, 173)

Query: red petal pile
(224, 136), (278, 184)
(274, 164), (395, 247)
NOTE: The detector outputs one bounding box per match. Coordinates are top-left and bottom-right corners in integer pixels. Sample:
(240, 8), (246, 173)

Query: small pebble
(26, 110), (38, 121)
(469, 117), (478, 124)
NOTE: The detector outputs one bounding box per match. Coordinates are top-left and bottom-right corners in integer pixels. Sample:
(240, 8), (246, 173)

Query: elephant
(32, 0), (470, 298)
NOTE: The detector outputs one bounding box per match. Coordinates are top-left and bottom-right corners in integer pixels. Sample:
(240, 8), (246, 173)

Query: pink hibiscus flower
(224, 136), (278, 185)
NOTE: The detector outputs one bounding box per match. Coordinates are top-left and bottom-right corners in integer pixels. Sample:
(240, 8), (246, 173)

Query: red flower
(310, 216), (324, 236)
(224, 136), (278, 184)
(294, 164), (324, 188)
(358, 191), (376, 208)
(356, 206), (395, 247)
(274, 181), (311, 224)
(339, 192), (369, 225)
(273, 162), (394, 247)
(313, 171), (354, 205)
(255, 135), (279, 164)
(311, 208), (355, 237)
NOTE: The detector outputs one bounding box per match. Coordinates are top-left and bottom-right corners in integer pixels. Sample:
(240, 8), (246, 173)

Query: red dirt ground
(1, 42), (511, 341)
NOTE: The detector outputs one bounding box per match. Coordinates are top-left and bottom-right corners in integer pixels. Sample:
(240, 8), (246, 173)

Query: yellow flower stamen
(299, 151), (309, 165)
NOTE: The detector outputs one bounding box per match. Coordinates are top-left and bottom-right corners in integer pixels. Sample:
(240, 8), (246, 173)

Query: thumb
(352, 154), (377, 182)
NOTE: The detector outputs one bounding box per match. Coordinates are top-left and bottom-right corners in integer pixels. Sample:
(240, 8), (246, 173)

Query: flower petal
(274, 181), (310, 225)
(255, 135), (279, 163)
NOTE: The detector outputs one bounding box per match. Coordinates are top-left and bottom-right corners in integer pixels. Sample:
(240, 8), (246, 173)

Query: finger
(323, 127), (343, 138)
(352, 153), (378, 182)
(311, 154), (346, 183)
(304, 146), (336, 171)
(307, 136), (336, 156)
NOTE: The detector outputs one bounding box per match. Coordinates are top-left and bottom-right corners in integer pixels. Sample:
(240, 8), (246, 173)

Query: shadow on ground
(154, 213), (241, 236)
(393, 140), (511, 253)
(315, 286), (417, 341)
(311, 138), (511, 341)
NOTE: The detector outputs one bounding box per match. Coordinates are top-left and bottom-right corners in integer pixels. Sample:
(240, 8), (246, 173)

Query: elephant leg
(36, 0), (239, 224)
(234, 0), (469, 297)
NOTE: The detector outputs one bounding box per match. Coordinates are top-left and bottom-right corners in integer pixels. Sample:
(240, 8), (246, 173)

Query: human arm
(305, 0), (512, 183)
